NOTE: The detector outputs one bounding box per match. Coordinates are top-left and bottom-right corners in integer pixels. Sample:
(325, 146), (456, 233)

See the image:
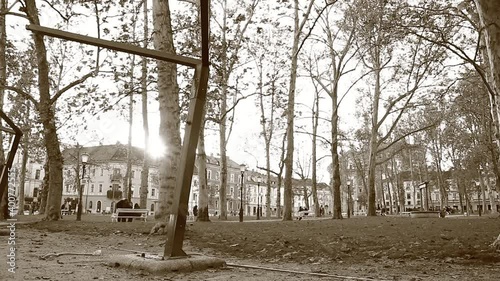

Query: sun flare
(147, 137), (167, 158)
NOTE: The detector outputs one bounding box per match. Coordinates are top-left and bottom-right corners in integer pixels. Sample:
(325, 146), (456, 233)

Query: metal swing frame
(26, 0), (210, 258)
(0, 110), (23, 217)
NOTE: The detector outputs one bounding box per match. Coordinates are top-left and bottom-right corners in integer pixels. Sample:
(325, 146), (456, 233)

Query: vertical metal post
(239, 179), (243, 222)
(256, 182), (260, 220)
(239, 164), (245, 222)
(347, 183), (351, 219)
(163, 64), (209, 258)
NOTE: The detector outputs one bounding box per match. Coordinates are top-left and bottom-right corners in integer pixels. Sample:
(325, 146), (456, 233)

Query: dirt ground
(1, 214), (499, 281)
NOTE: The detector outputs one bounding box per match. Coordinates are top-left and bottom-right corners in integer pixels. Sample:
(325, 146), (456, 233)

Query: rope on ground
(226, 263), (388, 281)
(109, 246), (150, 256)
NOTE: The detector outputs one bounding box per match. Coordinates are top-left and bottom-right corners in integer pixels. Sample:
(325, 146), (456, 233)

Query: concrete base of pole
(107, 253), (225, 274)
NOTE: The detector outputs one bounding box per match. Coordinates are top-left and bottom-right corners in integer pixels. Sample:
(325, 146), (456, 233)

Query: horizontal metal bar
(26, 24), (201, 68)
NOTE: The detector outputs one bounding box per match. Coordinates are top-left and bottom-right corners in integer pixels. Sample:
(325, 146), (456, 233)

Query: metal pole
(256, 182), (260, 220)
(83, 164), (87, 212)
(239, 172), (244, 222)
(347, 183), (351, 219)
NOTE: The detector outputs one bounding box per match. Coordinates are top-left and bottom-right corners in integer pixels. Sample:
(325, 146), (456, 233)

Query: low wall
(410, 211), (440, 218)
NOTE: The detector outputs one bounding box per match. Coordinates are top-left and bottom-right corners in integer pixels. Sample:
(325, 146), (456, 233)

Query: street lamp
(347, 179), (352, 219)
(239, 164), (246, 222)
(256, 175), (262, 220)
(76, 152), (89, 221)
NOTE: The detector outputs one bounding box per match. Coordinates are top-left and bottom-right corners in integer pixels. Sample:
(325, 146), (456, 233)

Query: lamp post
(478, 189), (482, 216)
(256, 175), (262, 220)
(76, 152), (89, 221)
(347, 179), (352, 219)
(239, 164), (246, 222)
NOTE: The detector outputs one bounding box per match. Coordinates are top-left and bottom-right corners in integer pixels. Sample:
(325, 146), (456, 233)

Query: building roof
(62, 143), (154, 165)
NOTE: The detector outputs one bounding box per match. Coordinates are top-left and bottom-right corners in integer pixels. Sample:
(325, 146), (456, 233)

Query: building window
(114, 168), (120, 175)
(91, 184), (94, 193)
(207, 170), (212, 180)
(91, 168), (95, 177)
(99, 184), (102, 193)
(230, 174), (234, 183)
(100, 168), (103, 176)
(152, 188), (156, 197)
(35, 169), (41, 180)
(216, 172), (220, 180)
(66, 185), (70, 193)
(132, 170), (135, 178)
(406, 193), (411, 200)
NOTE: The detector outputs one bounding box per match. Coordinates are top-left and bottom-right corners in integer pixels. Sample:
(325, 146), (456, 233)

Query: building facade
(13, 144), (332, 217)
(61, 144), (159, 214)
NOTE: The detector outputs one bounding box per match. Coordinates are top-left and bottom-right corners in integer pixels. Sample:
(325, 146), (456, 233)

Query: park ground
(0, 214), (499, 280)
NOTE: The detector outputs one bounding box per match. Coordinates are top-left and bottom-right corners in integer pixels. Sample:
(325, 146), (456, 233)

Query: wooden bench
(111, 208), (149, 222)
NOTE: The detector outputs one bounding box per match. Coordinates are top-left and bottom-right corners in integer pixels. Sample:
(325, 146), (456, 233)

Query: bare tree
(306, 2), (359, 219)
(209, 0), (259, 220)
(6, 1), (98, 220)
(354, 0), (446, 216)
(152, 0), (181, 220)
(139, 0), (150, 209)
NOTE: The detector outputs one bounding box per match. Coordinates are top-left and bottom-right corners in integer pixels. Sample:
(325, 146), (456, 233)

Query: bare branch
(43, 0), (69, 21)
(296, 0), (338, 56)
(50, 71), (94, 104)
(0, 84), (38, 107)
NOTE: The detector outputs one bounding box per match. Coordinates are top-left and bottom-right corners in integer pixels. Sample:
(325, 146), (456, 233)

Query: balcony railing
(110, 174), (123, 182)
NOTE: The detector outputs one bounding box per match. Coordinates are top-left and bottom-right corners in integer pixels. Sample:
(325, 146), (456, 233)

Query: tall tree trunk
(256, 57), (275, 219)
(197, 116), (210, 222)
(276, 132), (287, 218)
(311, 91), (319, 217)
(367, 63), (381, 216)
(265, 140), (272, 218)
(153, 0), (181, 220)
(139, 0), (150, 210)
(475, 1), (500, 156)
(283, 0), (303, 221)
(330, 94), (342, 218)
(124, 54), (135, 202)
(38, 160), (49, 215)
(457, 181), (465, 214)
(16, 141), (28, 216)
(218, 116), (228, 220)
(385, 166), (393, 214)
(26, 0), (64, 221)
(479, 169), (487, 213)
(217, 0), (230, 220)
